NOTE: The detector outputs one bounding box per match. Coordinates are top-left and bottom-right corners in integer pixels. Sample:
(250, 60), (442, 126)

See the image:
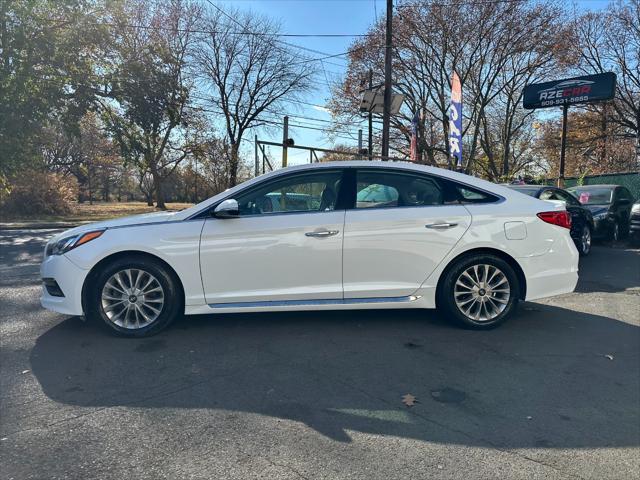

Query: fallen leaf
(604, 354), (614, 360)
(402, 393), (417, 407)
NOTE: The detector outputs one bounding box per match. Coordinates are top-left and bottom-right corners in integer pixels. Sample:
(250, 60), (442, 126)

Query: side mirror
(213, 199), (239, 218)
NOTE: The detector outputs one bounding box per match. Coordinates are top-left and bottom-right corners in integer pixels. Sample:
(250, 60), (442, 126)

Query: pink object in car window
(579, 192), (590, 203)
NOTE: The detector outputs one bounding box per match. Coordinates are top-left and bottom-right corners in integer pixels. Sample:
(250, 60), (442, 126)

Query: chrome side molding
(208, 295), (421, 309)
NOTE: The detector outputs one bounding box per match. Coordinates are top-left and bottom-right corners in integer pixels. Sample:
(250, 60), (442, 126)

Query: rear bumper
(518, 233), (579, 301)
(40, 254), (88, 316)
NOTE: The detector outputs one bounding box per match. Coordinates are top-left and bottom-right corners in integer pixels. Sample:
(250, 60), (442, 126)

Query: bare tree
(197, 7), (315, 187)
(330, 0), (568, 178)
(575, 0), (640, 165)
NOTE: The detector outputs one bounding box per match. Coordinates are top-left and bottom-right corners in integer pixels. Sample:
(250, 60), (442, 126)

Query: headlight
(46, 230), (105, 256)
(632, 203), (640, 214)
(593, 212), (608, 221)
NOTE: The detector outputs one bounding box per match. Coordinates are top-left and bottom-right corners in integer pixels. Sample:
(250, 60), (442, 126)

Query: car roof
(568, 184), (619, 189)
(175, 160), (542, 220)
(505, 185), (544, 191)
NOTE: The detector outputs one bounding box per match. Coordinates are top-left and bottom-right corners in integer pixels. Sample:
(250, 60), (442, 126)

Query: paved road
(1, 229), (639, 480)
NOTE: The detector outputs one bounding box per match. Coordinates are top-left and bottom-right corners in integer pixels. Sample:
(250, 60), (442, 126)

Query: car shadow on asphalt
(26, 304), (640, 449)
(575, 245), (640, 294)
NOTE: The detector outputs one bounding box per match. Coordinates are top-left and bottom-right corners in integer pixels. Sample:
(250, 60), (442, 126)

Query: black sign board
(523, 72), (616, 110)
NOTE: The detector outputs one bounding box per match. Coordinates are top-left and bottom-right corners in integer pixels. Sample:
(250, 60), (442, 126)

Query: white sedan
(40, 161), (579, 337)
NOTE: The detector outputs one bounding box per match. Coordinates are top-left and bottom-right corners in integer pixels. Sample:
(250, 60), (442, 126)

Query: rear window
(568, 187), (613, 205)
(506, 186), (540, 198)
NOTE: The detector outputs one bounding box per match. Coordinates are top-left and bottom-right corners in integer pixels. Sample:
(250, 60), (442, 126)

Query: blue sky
(215, 0), (612, 167)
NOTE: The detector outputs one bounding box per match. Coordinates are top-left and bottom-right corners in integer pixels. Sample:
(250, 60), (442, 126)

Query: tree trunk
(150, 166), (166, 210)
(228, 142), (240, 188)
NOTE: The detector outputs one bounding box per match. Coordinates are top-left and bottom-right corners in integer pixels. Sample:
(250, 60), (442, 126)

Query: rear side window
(355, 170), (444, 209)
(448, 180), (502, 203)
(455, 185), (499, 203)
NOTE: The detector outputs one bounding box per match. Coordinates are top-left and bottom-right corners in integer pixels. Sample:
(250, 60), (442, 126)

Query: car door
(342, 168), (472, 299)
(199, 169), (346, 305)
(616, 187), (634, 224)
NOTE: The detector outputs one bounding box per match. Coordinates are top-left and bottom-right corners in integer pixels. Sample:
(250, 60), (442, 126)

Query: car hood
(48, 211), (180, 244)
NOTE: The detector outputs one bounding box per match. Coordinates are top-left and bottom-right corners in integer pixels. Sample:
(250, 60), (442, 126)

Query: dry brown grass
(2, 201), (194, 224)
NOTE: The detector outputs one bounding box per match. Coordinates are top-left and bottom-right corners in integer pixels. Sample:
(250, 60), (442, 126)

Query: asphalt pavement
(1, 229), (639, 480)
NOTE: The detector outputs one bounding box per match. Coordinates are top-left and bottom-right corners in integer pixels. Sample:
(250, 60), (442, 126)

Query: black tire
(85, 255), (182, 337)
(612, 220), (620, 242)
(437, 253), (520, 330)
(578, 225), (592, 257)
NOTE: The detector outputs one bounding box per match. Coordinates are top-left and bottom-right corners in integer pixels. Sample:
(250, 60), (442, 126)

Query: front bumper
(40, 254), (89, 316)
(592, 216), (613, 239)
(629, 214), (640, 236)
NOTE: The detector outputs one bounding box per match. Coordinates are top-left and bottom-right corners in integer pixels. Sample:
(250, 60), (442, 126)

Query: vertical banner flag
(410, 110), (419, 161)
(449, 71), (463, 168)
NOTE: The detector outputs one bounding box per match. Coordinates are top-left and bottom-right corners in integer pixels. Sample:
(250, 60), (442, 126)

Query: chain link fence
(542, 172), (640, 199)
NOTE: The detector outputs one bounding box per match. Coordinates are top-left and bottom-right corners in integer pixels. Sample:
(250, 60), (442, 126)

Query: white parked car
(41, 161), (579, 337)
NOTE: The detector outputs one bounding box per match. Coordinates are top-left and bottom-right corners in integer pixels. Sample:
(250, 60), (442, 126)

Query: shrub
(1, 170), (78, 218)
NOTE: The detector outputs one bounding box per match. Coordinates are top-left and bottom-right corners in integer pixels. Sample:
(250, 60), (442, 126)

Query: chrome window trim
(185, 164), (505, 221)
(186, 168), (347, 220)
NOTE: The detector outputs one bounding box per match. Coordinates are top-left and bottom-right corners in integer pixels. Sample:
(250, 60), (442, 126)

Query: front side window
(355, 170), (444, 209)
(235, 170), (343, 216)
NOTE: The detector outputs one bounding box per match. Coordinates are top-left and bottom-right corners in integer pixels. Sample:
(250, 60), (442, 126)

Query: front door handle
(305, 229), (340, 238)
(425, 222), (458, 229)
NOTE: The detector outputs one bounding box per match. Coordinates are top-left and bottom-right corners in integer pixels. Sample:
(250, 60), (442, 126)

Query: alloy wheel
(101, 268), (165, 329)
(454, 264), (511, 322)
(582, 226), (591, 254)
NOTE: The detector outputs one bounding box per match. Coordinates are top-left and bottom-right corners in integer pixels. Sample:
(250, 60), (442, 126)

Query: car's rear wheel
(578, 225), (591, 256)
(86, 256), (182, 337)
(438, 254), (519, 329)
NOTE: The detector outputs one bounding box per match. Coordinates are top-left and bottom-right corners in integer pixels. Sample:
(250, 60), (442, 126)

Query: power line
(203, 0), (369, 65)
(191, 101), (369, 139)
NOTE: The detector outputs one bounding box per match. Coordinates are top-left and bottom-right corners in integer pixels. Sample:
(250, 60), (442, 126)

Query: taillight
(537, 211), (572, 229)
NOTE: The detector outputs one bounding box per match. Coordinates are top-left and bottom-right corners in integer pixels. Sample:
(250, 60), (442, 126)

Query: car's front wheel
(438, 254), (520, 329)
(612, 220), (620, 242)
(86, 256), (182, 337)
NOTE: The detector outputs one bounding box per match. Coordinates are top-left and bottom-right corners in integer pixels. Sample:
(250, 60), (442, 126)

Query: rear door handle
(305, 229), (340, 238)
(425, 222), (458, 229)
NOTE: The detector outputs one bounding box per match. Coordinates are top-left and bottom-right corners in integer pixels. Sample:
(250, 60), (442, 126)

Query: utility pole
(254, 134), (259, 177)
(282, 115), (289, 168)
(368, 69), (373, 160)
(558, 104), (569, 188)
(358, 129), (363, 159)
(381, 0), (393, 161)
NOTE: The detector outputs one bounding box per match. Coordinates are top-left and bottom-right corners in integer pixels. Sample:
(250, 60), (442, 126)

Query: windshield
(568, 187), (613, 205)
